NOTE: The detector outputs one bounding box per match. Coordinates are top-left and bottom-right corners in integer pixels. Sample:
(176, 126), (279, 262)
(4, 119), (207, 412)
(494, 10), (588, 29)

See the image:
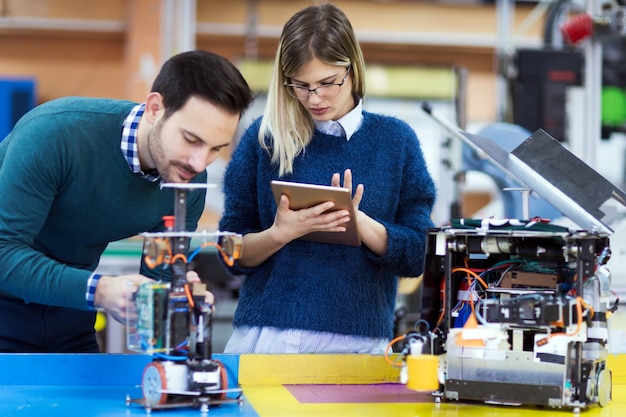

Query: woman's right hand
(236, 193), (351, 268)
(270, 194), (351, 244)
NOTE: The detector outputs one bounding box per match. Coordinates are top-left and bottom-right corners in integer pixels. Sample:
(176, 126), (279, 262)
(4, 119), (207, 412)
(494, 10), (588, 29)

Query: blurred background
(2, 0), (626, 353)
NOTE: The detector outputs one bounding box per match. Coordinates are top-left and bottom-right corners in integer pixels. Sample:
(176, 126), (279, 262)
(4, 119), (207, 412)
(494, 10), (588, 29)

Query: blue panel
(0, 78), (36, 141)
(0, 354), (152, 385)
(0, 386), (259, 417)
(0, 353), (240, 386)
(0, 354), (258, 417)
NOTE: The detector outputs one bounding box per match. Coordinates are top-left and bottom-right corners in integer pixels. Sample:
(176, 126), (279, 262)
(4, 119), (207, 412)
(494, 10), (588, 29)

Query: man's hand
(94, 274), (154, 325)
(95, 271), (216, 326)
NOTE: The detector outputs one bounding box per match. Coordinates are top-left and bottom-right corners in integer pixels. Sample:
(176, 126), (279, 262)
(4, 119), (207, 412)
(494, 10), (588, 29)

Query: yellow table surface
(237, 354), (626, 417)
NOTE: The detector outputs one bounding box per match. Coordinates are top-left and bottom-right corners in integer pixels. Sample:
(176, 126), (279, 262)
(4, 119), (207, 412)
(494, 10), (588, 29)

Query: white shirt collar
(314, 99), (363, 141)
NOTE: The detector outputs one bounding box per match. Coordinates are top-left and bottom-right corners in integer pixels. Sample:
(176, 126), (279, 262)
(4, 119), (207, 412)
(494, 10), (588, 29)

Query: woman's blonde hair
(259, 3), (366, 176)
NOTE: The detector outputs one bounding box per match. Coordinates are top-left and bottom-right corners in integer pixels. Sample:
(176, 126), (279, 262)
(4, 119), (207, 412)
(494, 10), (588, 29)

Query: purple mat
(284, 383), (433, 404)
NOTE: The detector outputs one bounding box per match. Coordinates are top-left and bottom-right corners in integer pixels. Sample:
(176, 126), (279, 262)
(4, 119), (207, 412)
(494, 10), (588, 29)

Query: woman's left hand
(331, 168), (363, 211)
(332, 168), (388, 256)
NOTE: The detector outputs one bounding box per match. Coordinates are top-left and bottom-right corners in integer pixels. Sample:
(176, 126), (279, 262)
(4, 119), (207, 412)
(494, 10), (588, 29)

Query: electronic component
(411, 101), (621, 412)
(125, 183), (244, 414)
(411, 225), (616, 411)
(132, 283), (169, 353)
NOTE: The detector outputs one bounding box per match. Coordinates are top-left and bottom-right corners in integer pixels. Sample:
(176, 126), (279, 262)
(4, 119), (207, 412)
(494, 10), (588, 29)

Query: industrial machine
(125, 183), (243, 414)
(416, 222), (617, 411)
(396, 121), (623, 412)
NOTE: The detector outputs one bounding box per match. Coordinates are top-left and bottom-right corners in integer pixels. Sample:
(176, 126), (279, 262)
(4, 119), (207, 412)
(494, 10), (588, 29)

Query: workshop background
(1, 0), (626, 354)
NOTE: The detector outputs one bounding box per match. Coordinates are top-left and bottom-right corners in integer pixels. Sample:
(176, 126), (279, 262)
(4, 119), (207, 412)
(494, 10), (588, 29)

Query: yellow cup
(406, 354), (439, 391)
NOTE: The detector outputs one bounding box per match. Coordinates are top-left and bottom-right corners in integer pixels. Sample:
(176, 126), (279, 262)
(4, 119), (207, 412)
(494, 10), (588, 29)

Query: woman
(219, 3), (436, 353)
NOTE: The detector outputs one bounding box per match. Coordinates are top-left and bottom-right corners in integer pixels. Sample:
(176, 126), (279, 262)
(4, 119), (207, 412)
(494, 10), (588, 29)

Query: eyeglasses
(284, 67), (351, 101)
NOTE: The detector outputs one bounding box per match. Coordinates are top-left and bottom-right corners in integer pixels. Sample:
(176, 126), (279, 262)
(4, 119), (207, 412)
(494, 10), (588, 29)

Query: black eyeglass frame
(284, 67), (351, 100)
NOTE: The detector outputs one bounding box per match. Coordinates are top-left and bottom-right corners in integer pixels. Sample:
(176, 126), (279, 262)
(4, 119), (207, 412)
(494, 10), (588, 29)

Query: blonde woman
(220, 4), (436, 353)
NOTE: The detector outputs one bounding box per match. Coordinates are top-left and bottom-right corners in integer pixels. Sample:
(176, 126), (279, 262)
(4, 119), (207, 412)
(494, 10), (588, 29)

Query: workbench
(1, 353), (624, 416)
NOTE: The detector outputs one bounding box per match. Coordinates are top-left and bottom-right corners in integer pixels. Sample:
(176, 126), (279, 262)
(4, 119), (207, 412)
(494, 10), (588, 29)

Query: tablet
(270, 180), (361, 246)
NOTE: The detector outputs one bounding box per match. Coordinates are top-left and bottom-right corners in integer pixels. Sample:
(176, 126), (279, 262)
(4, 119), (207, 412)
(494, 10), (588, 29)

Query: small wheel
(142, 362), (168, 406)
(212, 359), (229, 401)
(596, 368), (612, 407)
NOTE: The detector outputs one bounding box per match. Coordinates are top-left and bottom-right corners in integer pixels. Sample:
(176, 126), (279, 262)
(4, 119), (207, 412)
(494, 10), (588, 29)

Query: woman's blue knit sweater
(220, 111), (436, 340)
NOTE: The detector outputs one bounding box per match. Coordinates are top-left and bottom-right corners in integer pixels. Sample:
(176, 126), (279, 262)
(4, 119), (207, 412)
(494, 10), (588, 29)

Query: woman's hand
(331, 168), (363, 211)
(332, 168), (388, 255)
(270, 194), (351, 244)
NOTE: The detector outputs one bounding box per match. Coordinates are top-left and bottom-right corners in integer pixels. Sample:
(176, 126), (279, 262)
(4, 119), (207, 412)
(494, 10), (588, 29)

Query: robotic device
(414, 222), (618, 411)
(394, 118), (626, 412)
(125, 183), (244, 414)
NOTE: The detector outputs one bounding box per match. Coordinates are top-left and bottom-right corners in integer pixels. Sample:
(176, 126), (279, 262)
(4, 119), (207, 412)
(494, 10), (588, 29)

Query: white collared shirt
(314, 99), (363, 141)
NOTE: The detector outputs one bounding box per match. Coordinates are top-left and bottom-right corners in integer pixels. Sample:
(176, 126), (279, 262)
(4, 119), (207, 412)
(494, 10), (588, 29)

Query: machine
(416, 222), (617, 411)
(396, 120), (623, 412)
(125, 183), (243, 414)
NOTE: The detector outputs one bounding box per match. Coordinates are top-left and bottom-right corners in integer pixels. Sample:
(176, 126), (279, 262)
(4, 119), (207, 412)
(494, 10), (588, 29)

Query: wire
(452, 266), (491, 320)
(537, 296), (584, 346)
(452, 267), (489, 289)
(435, 279), (446, 329)
(143, 238), (172, 269)
(413, 319), (430, 333)
(384, 335), (407, 368)
(188, 241), (237, 267)
(171, 253), (187, 264)
(183, 284), (195, 309)
(580, 298), (594, 320)
(187, 246), (204, 263)
(175, 338), (189, 350)
(564, 296), (583, 337)
(154, 353), (187, 361)
(144, 239), (237, 269)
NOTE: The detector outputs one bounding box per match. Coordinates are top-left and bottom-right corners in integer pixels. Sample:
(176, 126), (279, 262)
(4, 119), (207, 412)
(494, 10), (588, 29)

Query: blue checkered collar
(121, 103), (160, 182)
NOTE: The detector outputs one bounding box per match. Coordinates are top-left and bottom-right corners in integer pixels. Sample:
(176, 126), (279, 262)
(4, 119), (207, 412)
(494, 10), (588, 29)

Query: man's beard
(147, 120), (172, 182)
(148, 122), (199, 183)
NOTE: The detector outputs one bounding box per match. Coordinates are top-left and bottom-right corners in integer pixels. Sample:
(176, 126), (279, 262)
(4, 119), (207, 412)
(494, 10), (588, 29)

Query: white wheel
(596, 368), (611, 407)
(142, 362), (168, 407)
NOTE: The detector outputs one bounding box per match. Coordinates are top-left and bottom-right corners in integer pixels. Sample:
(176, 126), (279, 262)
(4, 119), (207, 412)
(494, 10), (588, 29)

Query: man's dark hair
(151, 49), (253, 118)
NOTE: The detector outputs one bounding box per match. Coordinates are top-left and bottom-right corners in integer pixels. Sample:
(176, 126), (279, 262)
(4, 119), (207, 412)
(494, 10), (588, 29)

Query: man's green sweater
(0, 97), (206, 310)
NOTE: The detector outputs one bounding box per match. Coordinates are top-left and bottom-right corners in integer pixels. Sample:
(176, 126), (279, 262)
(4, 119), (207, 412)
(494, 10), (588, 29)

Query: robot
(125, 183), (243, 414)
(397, 109), (623, 411)
(408, 223), (617, 412)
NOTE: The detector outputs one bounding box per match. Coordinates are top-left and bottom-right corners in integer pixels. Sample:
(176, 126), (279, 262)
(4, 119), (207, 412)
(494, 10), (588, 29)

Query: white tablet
(270, 180), (361, 246)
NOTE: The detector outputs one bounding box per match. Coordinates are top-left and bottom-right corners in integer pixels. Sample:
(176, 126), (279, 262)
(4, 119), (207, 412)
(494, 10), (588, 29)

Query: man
(0, 50), (253, 352)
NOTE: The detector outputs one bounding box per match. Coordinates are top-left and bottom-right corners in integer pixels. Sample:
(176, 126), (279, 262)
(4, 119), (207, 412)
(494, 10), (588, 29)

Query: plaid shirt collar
(121, 103), (160, 182)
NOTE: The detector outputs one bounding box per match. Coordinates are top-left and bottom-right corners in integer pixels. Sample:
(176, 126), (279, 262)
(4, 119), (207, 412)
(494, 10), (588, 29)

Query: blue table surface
(0, 354), (260, 417)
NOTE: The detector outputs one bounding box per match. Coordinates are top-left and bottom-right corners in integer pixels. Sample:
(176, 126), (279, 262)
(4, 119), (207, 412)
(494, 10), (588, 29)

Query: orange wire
(183, 284), (195, 309)
(453, 265), (489, 319)
(384, 335), (406, 368)
(561, 296), (583, 337)
(171, 253), (187, 264)
(144, 239), (237, 274)
(540, 297), (584, 344)
(464, 259), (475, 316)
(435, 279), (446, 328)
(451, 267), (489, 289)
(197, 242), (237, 267)
(143, 255), (159, 269)
(580, 298), (594, 320)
